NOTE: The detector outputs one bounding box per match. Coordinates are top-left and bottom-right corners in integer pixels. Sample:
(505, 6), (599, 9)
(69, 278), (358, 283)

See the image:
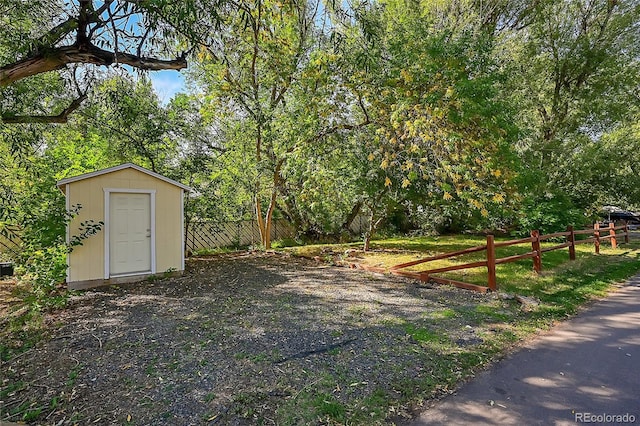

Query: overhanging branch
(0, 44), (187, 87)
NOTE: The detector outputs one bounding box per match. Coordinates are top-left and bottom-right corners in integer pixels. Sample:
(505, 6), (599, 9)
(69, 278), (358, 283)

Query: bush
(516, 192), (589, 236)
(16, 244), (68, 310)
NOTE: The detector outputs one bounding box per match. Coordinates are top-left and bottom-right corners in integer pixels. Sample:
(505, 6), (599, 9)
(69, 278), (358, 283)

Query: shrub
(16, 244), (68, 310)
(516, 192), (589, 236)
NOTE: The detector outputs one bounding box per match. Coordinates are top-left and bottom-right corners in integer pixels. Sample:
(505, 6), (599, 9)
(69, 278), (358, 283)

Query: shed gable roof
(56, 163), (191, 191)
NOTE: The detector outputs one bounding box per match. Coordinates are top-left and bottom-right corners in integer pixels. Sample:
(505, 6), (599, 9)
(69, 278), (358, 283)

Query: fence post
(594, 223), (600, 254)
(567, 225), (576, 261)
(486, 235), (497, 291)
(531, 230), (542, 273)
(624, 221), (630, 244)
(609, 222), (617, 249)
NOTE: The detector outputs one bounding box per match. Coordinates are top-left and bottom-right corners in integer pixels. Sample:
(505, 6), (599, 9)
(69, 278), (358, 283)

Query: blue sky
(149, 70), (188, 103)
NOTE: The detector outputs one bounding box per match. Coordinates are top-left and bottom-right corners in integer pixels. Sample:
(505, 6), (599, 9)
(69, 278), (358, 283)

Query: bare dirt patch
(1, 252), (499, 425)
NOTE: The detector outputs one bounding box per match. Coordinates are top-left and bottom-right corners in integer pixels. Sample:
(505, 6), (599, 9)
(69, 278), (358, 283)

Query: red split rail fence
(384, 222), (631, 293)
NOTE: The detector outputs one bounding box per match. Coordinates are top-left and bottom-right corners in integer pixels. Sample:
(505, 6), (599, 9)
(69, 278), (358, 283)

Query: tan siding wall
(67, 168), (184, 283)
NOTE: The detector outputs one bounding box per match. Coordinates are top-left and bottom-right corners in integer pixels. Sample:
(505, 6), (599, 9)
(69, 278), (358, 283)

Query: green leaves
(498, 0), (640, 217)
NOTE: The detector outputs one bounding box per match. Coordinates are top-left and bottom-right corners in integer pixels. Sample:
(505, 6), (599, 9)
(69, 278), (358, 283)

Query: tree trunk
(1, 94), (87, 124)
(263, 188), (278, 249)
(363, 192), (388, 252)
(363, 209), (376, 252)
(255, 195), (266, 248)
(255, 187), (278, 249)
(364, 232), (372, 252)
(364, 214), (386, 252)
(341, 201), (363, 233)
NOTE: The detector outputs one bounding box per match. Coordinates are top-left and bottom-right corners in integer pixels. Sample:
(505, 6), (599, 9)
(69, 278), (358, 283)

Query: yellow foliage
(197, 47), (212, 61)
(443, 192), (453, 200)
(471, 199), (483, 209)
(400, 69), (413, 83)
(385, 177), (392, 187)
(492, 193), (505, 203)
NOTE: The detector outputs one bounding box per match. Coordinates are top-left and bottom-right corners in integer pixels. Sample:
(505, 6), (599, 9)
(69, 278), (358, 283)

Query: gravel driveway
(1, 253), (493, 425)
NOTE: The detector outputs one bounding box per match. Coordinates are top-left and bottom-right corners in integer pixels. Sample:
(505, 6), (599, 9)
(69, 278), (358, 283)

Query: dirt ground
(1, 253), (493, 425)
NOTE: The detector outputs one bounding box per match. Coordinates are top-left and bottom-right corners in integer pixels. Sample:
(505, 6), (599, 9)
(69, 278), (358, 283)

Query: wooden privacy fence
(185, 219), (296, 252)
(185, 215), (369, 253)
(387, 223), (631, 293)
(0, 225), (23, 258)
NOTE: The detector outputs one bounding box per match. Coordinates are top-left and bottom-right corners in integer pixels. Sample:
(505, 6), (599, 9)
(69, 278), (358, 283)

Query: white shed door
(109, 193), (151, 275)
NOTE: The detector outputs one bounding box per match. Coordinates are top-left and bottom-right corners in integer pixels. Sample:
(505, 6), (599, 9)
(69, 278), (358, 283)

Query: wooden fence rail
(389, 222), (631, 293)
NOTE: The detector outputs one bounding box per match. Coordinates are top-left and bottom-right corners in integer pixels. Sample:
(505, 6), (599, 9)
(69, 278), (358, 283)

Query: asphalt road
(407, 273), (640, 426)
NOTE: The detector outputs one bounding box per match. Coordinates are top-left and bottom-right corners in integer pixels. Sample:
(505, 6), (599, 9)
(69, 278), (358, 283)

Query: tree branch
(1, 44), (187, 87)
(315, 118), (371, 140)
(1, 93), (88, 124)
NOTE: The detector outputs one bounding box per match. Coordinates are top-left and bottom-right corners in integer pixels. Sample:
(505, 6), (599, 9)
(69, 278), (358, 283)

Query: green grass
(0, 381), (25, 399)
(271, 238), (303, 249)
(312, 393), (346, 420)
(191, 246), (247, 256)
(66, 364), (82, 387)
(404, 324), (448, 344)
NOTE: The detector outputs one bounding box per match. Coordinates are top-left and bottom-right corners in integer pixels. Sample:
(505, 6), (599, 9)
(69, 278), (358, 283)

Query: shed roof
(56, 163), (192, 192)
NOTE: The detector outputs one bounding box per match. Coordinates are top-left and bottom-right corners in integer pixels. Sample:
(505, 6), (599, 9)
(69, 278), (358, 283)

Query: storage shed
(57, 163), (191, 289)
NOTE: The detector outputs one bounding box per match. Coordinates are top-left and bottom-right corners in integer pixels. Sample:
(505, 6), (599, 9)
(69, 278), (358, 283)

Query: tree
(512, 0), (639, 148)
(326, 0), (519, 242)
(0, 1), (191, 84)
(564, 116), (640, 210)
(0, 0), (217, 123)
(502, 0), (640, 214)
(84, 76), (179, 172)
(195, 0), (342, 248)
(0, 119), (108, 300)
(462, 0), (640, 229)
